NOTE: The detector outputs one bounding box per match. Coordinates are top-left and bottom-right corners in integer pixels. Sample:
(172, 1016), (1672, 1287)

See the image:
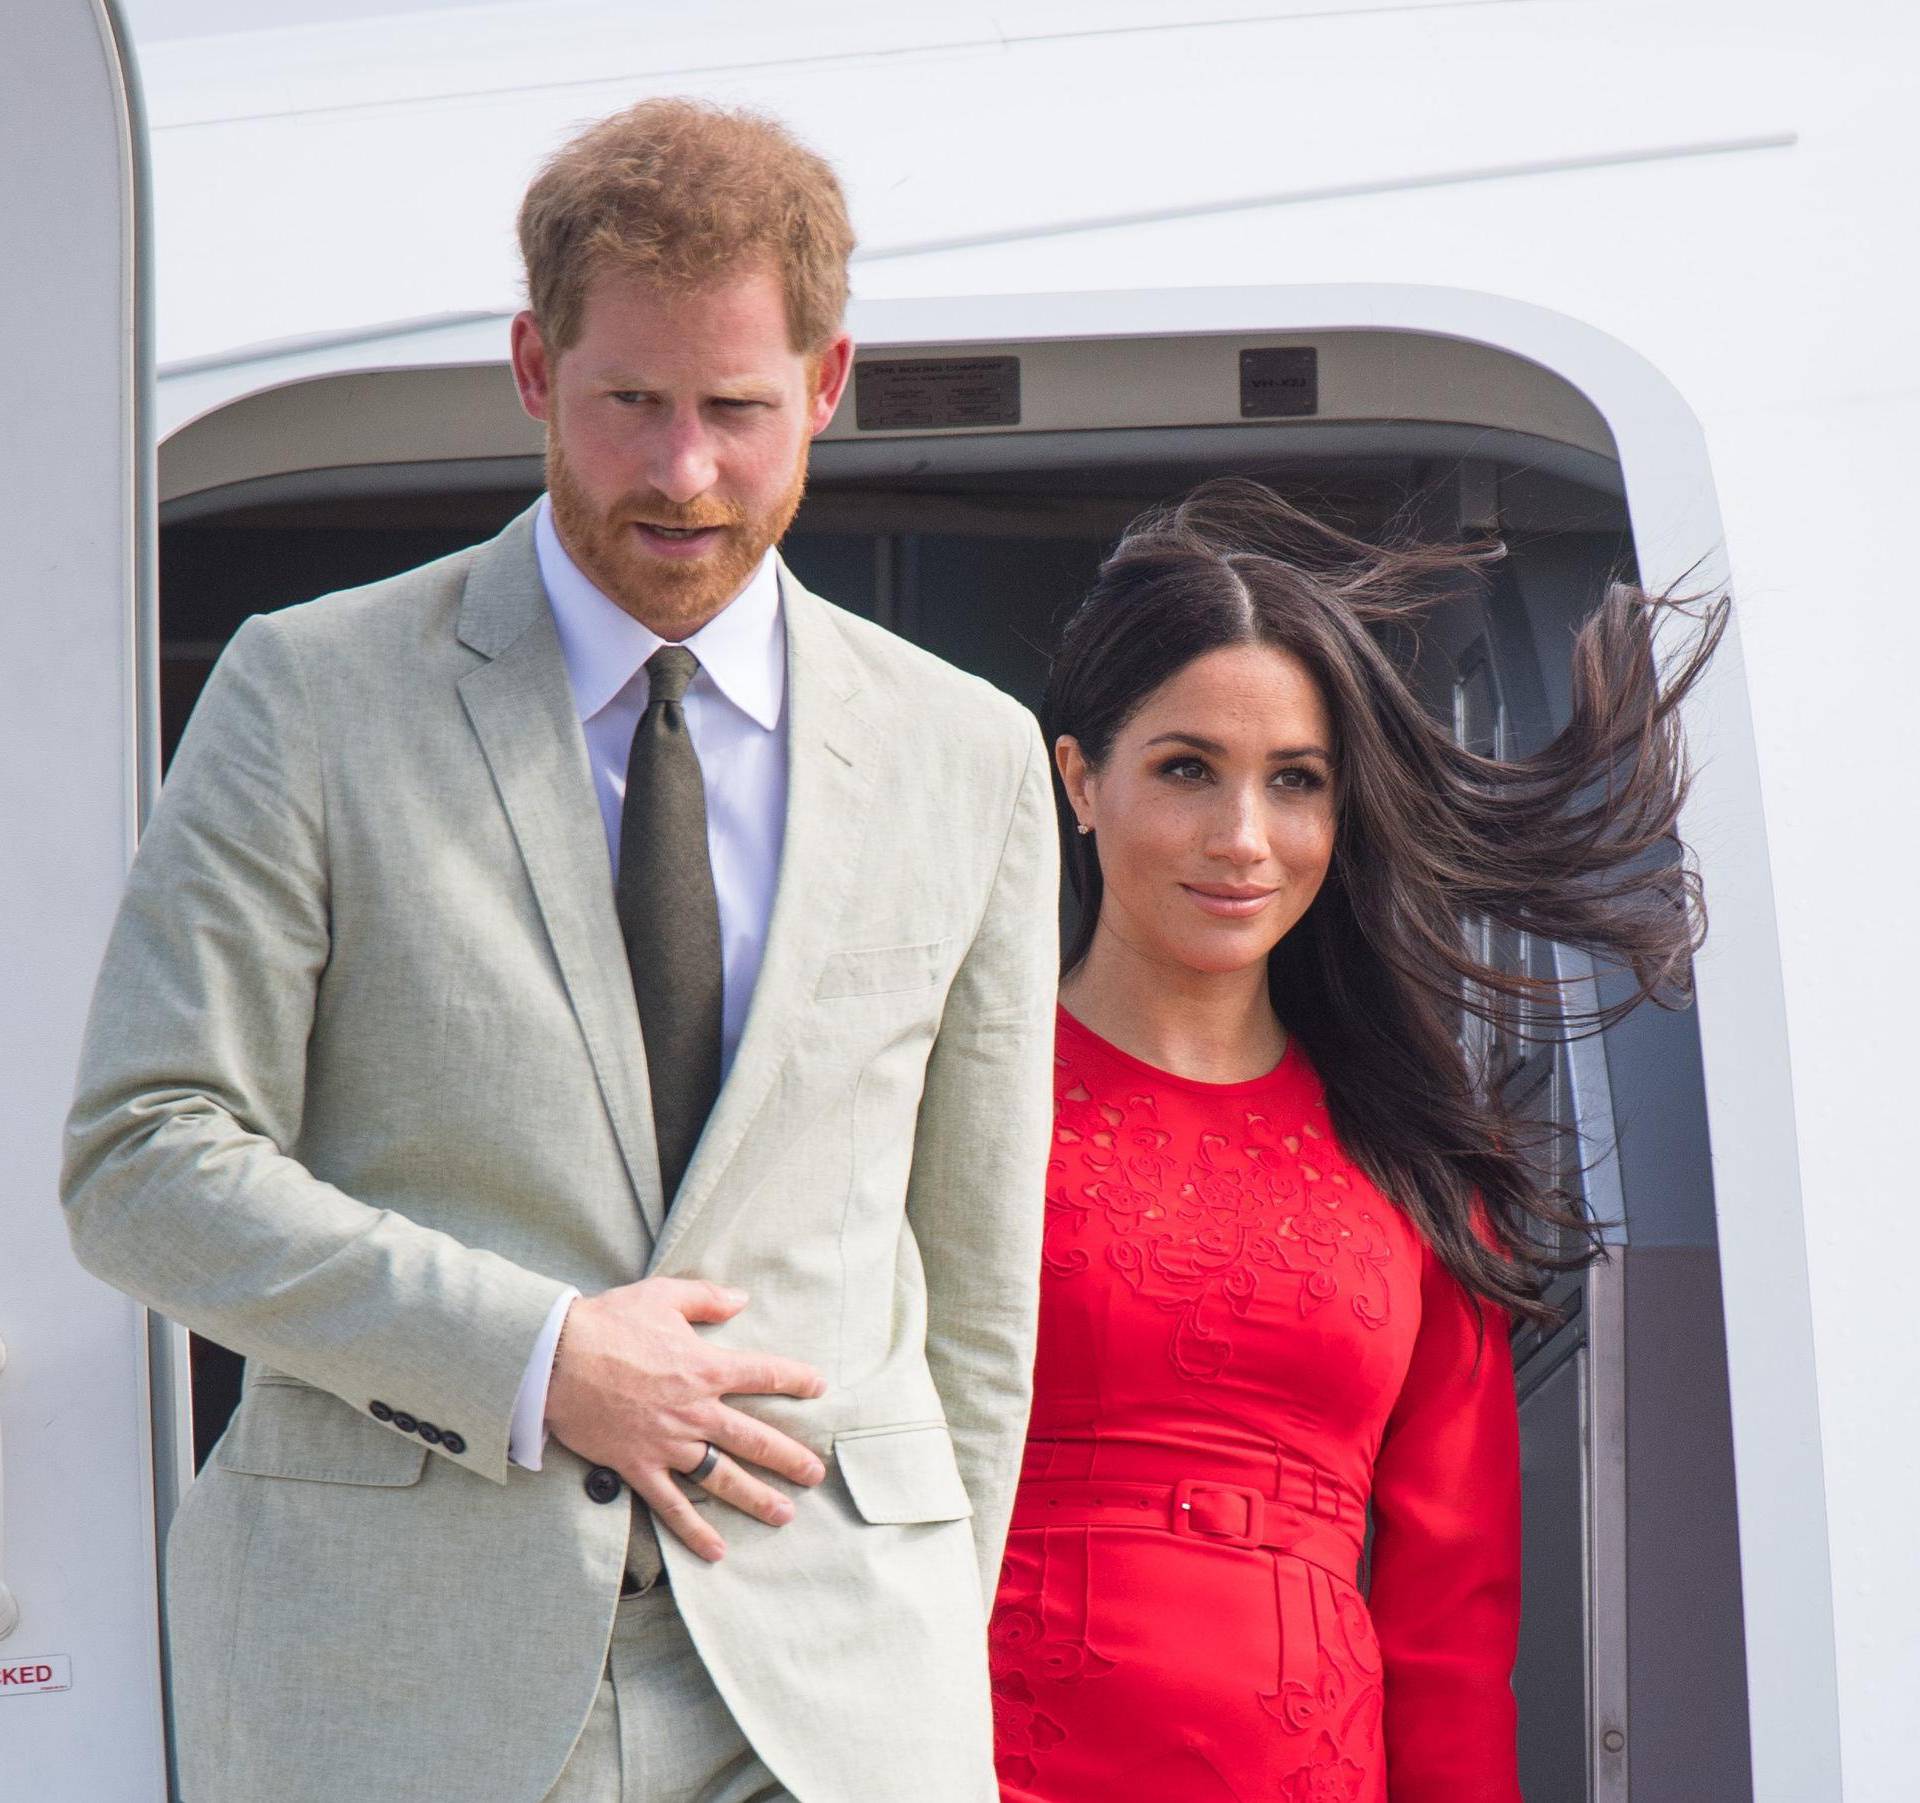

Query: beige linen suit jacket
(61, 506), (1058, 1803)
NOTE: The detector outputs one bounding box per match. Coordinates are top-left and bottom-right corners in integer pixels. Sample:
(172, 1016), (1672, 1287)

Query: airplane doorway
(155, 367), (1754, 1803)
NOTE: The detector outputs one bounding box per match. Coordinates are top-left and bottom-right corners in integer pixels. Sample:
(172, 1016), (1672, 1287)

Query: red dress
(990, 1007), (1522, 1803)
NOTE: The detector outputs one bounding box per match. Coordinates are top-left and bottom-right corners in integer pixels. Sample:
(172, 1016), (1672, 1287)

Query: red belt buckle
(1173, 1480), (1265, 1548)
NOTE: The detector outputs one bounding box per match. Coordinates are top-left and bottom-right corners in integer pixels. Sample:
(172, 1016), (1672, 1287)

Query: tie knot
(646, 645), (701, 706)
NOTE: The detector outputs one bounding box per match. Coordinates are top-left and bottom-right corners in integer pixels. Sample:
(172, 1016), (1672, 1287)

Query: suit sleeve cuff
(507, 1287), (578, 1471)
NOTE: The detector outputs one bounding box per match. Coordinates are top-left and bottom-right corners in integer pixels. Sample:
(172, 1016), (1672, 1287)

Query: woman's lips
(1181, 884), (1279, 918)
(632, 522), (726, 559)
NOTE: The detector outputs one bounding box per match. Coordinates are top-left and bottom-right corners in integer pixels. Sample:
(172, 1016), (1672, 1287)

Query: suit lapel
(455, 509), (668, 1245)
(648, 562), (884, 1272)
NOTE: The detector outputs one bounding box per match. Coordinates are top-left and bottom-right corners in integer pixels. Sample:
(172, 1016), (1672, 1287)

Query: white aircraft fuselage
(4, 2), (1913, 1798)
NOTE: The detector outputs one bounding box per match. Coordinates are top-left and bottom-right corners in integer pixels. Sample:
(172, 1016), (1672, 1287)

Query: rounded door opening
(154, 325), (1752, 1802)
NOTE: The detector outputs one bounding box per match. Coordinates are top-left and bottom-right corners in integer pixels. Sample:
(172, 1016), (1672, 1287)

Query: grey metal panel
(1587, 1253), (1630, 1803)
(811, 423), (1623, 492)
(159, 452), (543, 525)
(1516, 1343), (1593, 1803)
(154, 423), (1623, 529)
(1623, 1246), (1753, 1802)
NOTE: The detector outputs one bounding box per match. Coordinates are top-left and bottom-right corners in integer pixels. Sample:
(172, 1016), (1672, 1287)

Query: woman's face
(1059, 642), (1338, 977)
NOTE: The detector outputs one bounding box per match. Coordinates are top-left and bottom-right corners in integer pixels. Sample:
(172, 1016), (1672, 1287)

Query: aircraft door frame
(142, 284), (1841, 1803)
(1, 2), (173, 1798)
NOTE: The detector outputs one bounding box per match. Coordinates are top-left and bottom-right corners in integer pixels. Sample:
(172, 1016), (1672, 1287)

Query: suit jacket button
(440, 1431), (466, 1455)
(392, 1412), (418, 1434)
(585, 1466), (623, 1505)
(416, 1421), (443, 1445)
(369, 1401), (394, 1423)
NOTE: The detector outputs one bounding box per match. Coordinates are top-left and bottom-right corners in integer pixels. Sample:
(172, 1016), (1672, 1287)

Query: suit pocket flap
(815, 938), (951, 1000)
(217, 1379), (429, 1487)
(834, 1422), (974, 1525)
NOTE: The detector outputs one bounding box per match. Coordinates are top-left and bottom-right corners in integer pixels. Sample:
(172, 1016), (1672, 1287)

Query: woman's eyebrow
(1142, 731), (1332, 761)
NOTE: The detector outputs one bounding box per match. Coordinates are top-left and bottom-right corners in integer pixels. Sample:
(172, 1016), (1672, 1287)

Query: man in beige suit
(62, 100), (1055, 1803)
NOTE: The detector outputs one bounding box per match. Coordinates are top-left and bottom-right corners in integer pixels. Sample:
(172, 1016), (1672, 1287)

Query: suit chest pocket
(815, 937), (952, 1002)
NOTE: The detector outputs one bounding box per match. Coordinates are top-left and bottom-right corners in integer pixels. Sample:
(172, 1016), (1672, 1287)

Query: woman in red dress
(990, 482), (1720, 1802)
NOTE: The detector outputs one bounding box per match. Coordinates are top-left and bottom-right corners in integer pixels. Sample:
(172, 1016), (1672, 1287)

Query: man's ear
(807, 332), (855, 436)
(510, 311), (556, 423)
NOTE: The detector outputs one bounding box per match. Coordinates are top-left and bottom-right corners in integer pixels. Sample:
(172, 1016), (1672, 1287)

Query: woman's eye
(1155, 758), (1327, 789)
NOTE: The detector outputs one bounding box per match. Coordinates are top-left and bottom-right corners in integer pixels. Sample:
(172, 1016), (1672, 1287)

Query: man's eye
(713, 398), (765, 411)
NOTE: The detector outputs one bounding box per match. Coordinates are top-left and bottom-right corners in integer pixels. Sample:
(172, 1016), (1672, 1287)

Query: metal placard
(855, 356), (1021, 431)
(1239, 346), (1319, 418)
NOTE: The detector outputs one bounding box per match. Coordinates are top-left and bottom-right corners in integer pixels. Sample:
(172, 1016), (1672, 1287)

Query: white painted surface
(1, 3), (169, 1800)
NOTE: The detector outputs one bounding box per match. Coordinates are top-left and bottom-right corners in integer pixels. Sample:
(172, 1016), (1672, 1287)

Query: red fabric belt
(1011, 1478), (1365, 1589)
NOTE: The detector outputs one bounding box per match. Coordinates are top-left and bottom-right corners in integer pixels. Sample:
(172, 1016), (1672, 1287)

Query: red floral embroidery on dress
(989, 1598), (1116, 1790)
(1253, 1558), (1385, 1780)
(1043, 1050), (1395, 1384)
(1276, 1734), (1369, 1802)
(1258, 1633), (1383, 1748)
(991, 1667), (1066, 1792)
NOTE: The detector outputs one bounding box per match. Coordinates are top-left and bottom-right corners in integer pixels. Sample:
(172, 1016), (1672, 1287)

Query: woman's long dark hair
(1044, 478), (1727, 1324)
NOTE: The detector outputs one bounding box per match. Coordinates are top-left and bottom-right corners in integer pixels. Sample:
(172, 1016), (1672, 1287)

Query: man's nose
(645, 409), (718, 505)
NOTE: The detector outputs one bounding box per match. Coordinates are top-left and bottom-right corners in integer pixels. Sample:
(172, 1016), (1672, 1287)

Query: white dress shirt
(509, 495), (790, 1469)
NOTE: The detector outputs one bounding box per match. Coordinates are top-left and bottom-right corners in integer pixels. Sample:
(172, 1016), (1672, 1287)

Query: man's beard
(545, 433), (809, 637)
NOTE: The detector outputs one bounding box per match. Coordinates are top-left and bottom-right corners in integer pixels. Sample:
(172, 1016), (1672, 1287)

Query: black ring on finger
(684, 1442), (721, 1484)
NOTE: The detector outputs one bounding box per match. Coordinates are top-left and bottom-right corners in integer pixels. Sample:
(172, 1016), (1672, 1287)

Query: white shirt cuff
(508, 1287), (579, 1471)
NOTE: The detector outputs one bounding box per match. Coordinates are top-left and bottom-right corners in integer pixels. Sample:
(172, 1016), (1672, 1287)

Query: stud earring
(1077, 822), (1092, 836)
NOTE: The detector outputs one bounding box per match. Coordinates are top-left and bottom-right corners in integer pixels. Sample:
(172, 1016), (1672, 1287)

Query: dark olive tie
(616, 645), (723, 1206)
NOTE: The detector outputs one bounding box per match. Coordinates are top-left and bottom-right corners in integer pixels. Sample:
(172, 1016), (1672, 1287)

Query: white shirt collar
(534, 494), (785, 732)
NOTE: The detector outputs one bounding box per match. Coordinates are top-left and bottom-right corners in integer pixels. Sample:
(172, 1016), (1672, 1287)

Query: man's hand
(544, 1278), (827, 1561)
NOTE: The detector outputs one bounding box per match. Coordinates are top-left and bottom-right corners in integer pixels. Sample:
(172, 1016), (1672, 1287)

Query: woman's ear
(1055, 736), (1094, 834)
